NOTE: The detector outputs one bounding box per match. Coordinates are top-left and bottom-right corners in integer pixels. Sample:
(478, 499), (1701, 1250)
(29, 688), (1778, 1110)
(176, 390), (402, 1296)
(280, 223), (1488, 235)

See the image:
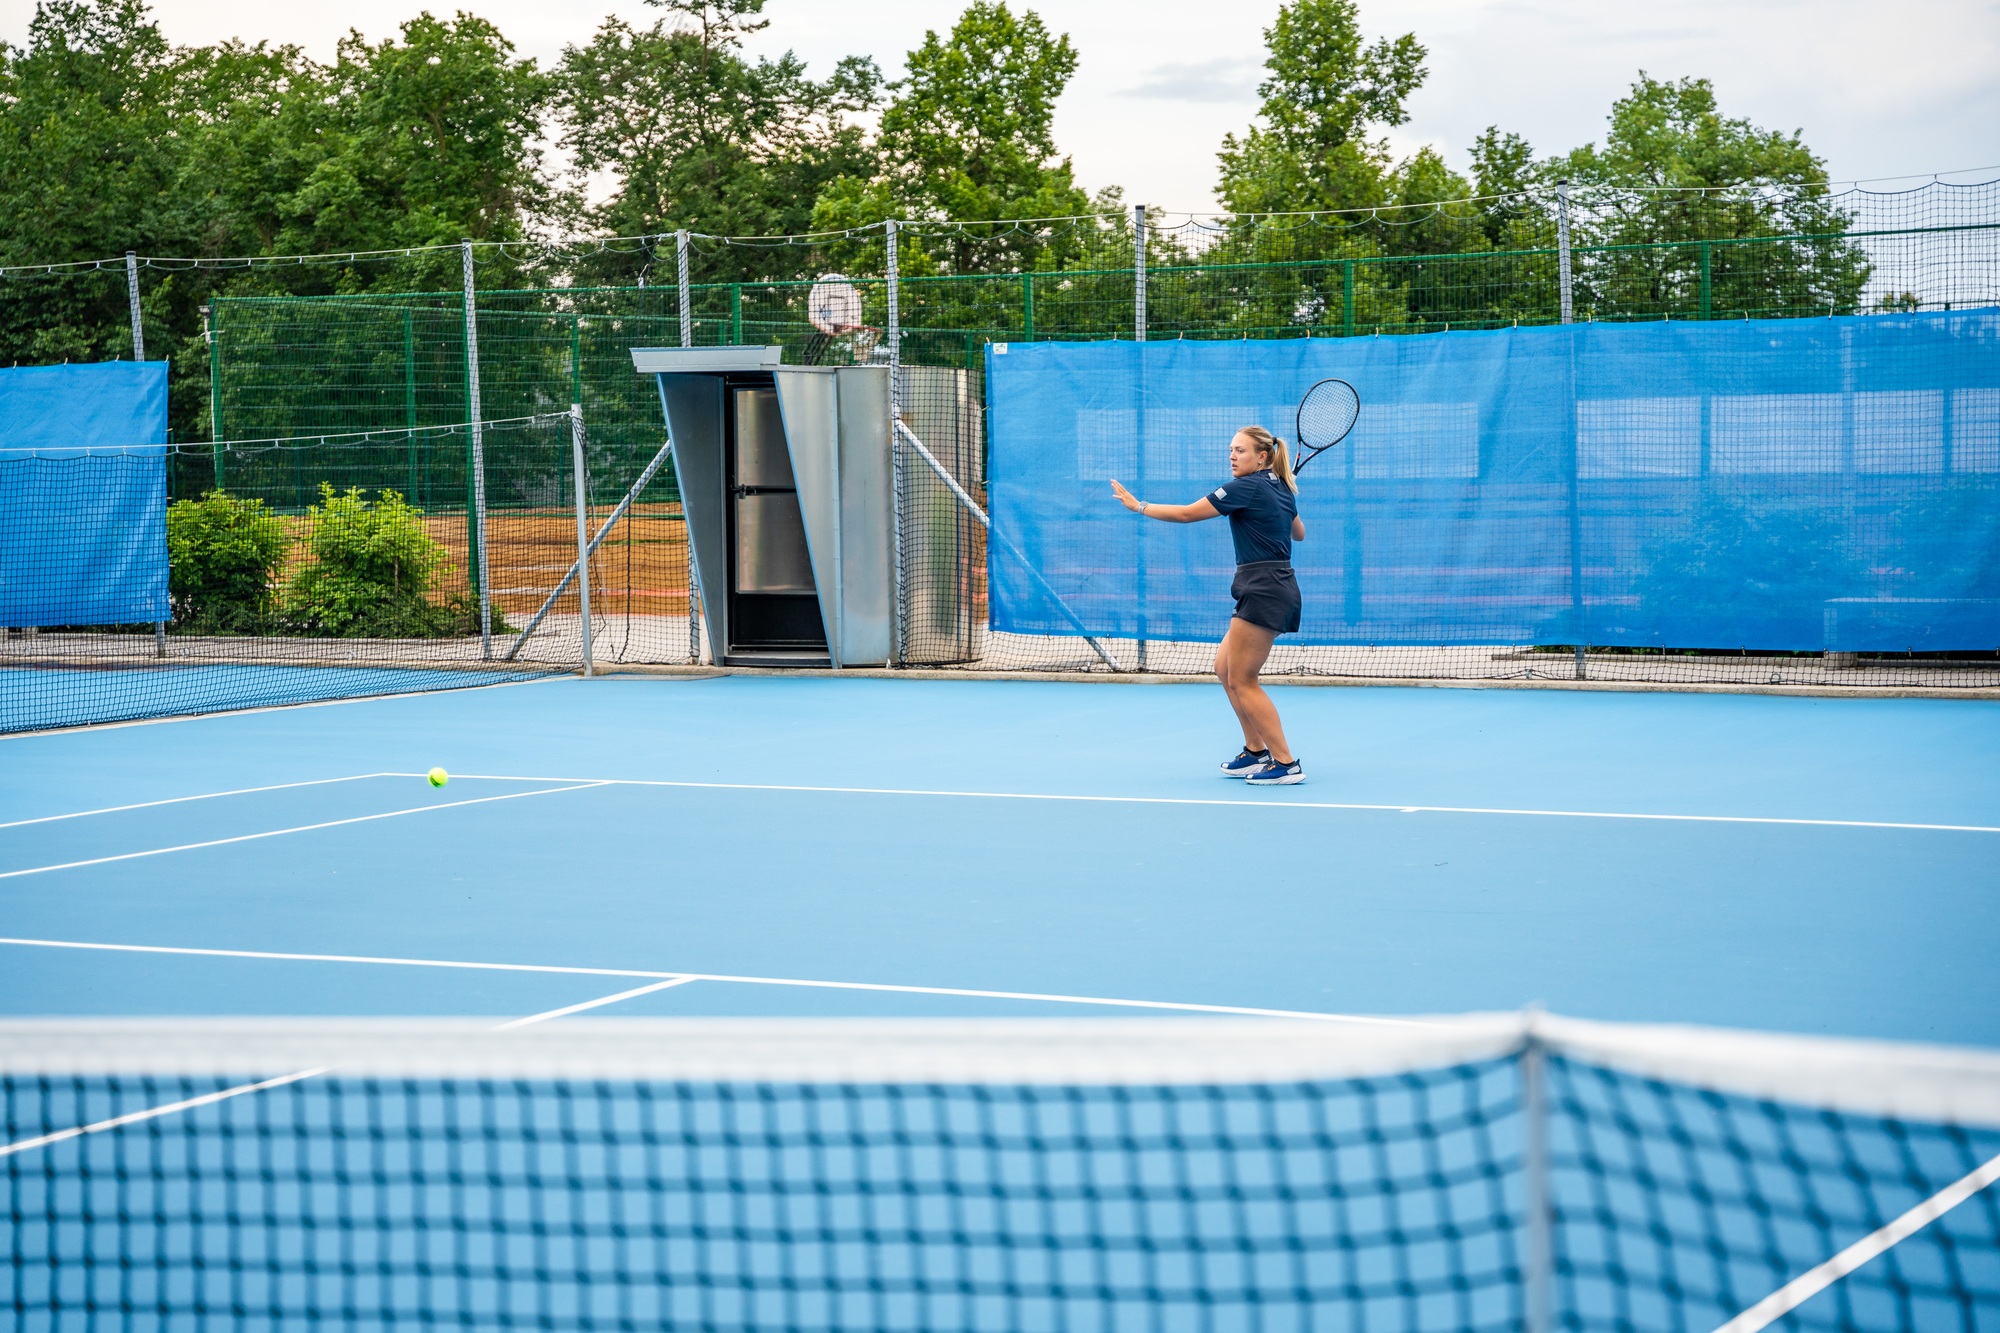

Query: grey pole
(1554, 182), (1584, 677)
(1133, 205), (1148, 669)
(461, 240), (491, 659)
(885, 220), (907, 662)
(1555, 180), (1575, 326)
(886, 219), (902, 417)
(124, 252), (145, 362)
(676, 231), (692, 347)
(1132, 206), (1147, 341)
(130, 254), (163, 648)
(569, 403), (594, 677)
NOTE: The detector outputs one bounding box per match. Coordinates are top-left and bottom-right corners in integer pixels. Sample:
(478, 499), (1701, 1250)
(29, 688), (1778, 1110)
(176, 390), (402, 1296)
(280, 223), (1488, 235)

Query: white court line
(0, 783), (611, 880)
(0, 936), (1425, 1028)
(0, 976), (698, 1160)
(0, 773), (397, 831)
(391, 772), (2000, 836)
(1713, 1147), (2000, 1333)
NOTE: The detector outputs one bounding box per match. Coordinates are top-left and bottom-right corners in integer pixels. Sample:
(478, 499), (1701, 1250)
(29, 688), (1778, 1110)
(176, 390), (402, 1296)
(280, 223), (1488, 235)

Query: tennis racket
(1292, 378), (1361, 475)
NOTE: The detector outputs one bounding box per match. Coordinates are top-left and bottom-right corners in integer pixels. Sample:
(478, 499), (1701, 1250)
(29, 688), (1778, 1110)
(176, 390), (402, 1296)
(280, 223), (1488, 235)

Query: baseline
(0, 936), (1427, 1028)
(403, 772), (2000, 836)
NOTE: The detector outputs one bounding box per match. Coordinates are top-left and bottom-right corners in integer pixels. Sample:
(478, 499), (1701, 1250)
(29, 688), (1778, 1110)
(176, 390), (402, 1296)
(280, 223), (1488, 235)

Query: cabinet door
(734, 493), (815, 593)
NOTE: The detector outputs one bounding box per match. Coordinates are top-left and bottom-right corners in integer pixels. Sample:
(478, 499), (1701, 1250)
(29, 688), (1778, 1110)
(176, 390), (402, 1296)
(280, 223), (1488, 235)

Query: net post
(154, 620), (165, 658)
(570, 403), (594, 678)
(1521, 1011), (1554, 1333)
(1555, 180), (1574, 325)
(676, 231), (692, 347)
(124, 252), (144, 362)
(462, 239), (491, 660)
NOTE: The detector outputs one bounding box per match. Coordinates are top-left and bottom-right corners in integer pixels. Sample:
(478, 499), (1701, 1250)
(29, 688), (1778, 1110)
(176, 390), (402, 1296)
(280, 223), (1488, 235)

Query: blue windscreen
(985, 310), (2000, 652)
(0, 362), (170, 628)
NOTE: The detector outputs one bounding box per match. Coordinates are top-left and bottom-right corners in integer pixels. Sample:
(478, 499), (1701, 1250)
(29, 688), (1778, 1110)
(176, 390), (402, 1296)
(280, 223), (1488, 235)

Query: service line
(0, 936), (1426, 1028)
(400, 772), (2000, 836)
(0, 975), (698, 1160)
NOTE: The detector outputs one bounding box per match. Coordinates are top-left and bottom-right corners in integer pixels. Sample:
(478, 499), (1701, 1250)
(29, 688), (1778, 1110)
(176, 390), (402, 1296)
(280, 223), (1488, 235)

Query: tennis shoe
(1219, 747), (1270, 778)
(1245, 758), (1305, 786)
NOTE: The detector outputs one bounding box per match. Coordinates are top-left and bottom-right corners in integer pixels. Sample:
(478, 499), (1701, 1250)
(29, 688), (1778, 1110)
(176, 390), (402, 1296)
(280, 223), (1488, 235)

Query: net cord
(893, 418), (1120, 670)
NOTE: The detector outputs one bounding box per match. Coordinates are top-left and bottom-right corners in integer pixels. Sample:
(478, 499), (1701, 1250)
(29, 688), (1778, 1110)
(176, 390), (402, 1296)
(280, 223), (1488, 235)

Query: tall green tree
(812, 1), (1093, 274)
(1551, 75), (1869, 316)
(1215, 0), (1425, 217)
(0, 0), (193, 364)
(560, 0), (879, 282)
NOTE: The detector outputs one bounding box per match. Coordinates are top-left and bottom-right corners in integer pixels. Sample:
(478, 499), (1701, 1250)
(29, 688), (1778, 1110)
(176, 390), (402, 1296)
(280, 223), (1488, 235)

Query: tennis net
(5, 1015), (1997, 1332)
(0, 412), (702, 734)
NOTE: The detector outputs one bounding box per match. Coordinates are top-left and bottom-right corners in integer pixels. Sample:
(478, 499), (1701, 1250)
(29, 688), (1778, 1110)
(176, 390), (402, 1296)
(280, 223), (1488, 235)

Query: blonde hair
(1237, 425), (1298, 494)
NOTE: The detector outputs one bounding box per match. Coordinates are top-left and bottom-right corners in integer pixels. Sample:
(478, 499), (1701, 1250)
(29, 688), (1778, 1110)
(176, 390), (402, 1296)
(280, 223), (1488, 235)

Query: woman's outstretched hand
(1110, 478), (1142, 512)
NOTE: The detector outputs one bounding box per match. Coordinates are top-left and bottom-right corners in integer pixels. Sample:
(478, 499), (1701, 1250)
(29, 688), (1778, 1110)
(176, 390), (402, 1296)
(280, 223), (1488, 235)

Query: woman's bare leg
(1215, 618), (1292, 762)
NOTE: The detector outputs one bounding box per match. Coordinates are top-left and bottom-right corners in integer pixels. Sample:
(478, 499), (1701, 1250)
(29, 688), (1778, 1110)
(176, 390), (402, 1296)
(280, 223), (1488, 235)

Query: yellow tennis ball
(427, 767), (449, 788)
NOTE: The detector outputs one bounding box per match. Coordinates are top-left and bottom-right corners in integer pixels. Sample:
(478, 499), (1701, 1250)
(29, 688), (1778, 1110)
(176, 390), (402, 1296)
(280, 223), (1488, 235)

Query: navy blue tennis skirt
(1230, 560), (1302, 634)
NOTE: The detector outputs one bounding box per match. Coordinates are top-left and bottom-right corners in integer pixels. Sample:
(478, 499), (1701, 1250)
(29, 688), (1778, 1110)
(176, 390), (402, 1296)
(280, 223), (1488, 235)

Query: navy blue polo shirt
(1207, 470), (1297, 565)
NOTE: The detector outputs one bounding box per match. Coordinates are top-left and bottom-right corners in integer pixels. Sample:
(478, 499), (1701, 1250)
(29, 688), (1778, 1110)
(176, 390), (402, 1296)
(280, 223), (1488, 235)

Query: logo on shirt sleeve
(1213, 487), (1227, 499)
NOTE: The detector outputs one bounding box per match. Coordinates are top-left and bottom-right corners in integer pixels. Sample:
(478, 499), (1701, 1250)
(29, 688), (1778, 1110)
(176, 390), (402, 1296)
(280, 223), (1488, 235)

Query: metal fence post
(1698, 241), (1713, 320)
(1133, 205), (1148, 341)
(570, 402), (594, 678)
(461, 240), (491, 660)
(1022, 272), (1035, 341)
(886, 219), (905, 664)
(1553, 185), (1585, 677)
(887, 220), (902, 416)
(124, 252), (144, 362)
(677, 230), (693, 347)
(1133, 204), (1148, 670)
(202, 303), (223, 490)
(1555, 180), (1575, 326)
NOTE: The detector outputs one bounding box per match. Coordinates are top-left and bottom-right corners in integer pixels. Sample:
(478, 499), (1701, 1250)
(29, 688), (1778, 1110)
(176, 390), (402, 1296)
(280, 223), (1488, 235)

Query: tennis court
(3, 671), (1994, 1037)
(6, 671), (2000, 1332)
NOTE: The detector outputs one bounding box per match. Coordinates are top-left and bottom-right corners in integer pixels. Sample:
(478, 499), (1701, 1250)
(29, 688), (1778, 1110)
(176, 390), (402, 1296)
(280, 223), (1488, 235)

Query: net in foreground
(3, 1015), (1998, 1332)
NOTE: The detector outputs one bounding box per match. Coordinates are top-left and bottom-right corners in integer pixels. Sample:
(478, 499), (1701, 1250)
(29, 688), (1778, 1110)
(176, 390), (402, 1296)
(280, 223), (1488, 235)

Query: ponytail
(1238, 425), (1299, 494)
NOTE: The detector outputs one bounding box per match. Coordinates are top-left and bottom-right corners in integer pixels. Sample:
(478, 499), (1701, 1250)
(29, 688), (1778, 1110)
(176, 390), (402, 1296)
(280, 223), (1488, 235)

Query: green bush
(165, 491), (289, 634)
(282, 485), (491, 638)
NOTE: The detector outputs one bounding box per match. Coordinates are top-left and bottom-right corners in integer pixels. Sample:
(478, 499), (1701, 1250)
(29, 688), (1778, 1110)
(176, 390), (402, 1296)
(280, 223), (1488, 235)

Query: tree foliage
(559, 0), (879, 281)
(1217, 0), (1426, 217)
(0, 0), (1882, 415)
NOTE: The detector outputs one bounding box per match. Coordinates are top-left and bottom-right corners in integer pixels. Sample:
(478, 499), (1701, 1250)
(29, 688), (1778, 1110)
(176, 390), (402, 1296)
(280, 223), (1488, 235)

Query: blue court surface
(1, 674), (1995, 1046)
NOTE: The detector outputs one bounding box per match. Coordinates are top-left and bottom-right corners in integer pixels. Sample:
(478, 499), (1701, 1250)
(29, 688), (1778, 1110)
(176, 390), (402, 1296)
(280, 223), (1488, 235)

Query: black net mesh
(4, 1030), (1996, 1332)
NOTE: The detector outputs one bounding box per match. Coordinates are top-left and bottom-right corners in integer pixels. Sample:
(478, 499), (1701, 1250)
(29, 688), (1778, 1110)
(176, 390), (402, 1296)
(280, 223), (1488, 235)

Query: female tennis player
(1109, 427), (1305, 785)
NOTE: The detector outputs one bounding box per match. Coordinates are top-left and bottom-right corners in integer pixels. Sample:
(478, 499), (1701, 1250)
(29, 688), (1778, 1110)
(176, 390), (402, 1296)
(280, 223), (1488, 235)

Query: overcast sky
(5, 0), (1995, 211)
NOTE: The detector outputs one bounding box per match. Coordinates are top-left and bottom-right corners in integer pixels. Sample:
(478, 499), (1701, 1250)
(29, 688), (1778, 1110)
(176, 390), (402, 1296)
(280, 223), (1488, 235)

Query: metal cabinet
(635, 346), (893, 668)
